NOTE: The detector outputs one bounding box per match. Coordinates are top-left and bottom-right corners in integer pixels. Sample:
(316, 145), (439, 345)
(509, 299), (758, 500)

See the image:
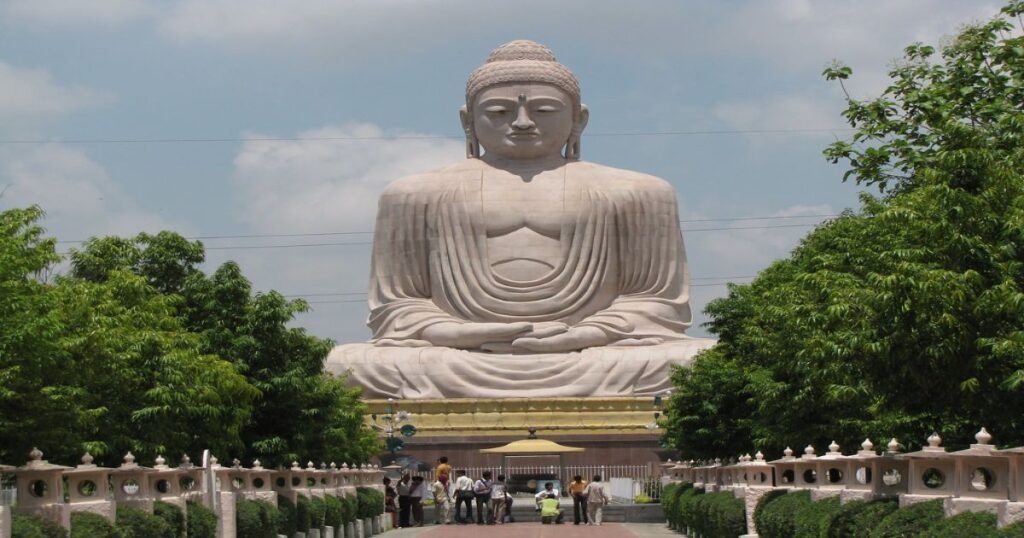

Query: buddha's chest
(480, 170), (569, 237)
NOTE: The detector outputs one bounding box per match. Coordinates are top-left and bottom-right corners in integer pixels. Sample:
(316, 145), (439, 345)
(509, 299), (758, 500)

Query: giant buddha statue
(325, 40), (715, 399)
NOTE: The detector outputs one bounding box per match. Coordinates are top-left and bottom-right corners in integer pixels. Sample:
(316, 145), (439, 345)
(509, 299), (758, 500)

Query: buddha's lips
(508, 132), (540, 139)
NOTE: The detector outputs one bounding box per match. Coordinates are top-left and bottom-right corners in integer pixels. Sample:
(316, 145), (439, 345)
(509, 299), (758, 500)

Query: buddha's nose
(512, 106), (535, 130)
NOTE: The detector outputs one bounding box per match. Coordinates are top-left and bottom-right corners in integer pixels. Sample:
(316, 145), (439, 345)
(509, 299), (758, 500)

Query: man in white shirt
(473, 471), (494, 524)
(432, 474), (452, 525)
(453, 470), (475, 524)
(534, 482), (559, 510)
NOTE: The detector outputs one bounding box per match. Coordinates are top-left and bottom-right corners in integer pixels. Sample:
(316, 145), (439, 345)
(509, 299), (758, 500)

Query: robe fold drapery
(366, 161), (693, 345)
(324, 160), (717, 399)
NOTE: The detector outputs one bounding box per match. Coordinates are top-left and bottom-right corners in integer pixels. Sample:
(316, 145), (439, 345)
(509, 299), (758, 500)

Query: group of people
(383, 457), (610, 528)
(537, 475), (609, 526)
(383, 457), (516, 527)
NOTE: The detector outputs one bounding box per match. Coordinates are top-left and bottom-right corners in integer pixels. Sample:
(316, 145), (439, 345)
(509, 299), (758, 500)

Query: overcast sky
(0, 0), (999, 343)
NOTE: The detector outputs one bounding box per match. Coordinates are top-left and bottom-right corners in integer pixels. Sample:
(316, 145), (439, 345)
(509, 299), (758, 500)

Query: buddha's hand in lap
(422, 321), (533, 349)
(511, 326), (609, 354)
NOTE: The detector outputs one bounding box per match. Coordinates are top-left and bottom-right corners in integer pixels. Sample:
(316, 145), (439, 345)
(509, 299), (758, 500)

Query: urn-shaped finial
(124, 451), (136, 465)
(861, 438), (874, 452)
(927, 432), (942, 448)
(755, 451), (764, 462)
(783, 447), (794, 458)
(29, 447), (43, 461)
(887, 438), (901, 453)
(828, 441), (840, 454)
(976, 427), (993, 445)
(81, 452), (94, 465)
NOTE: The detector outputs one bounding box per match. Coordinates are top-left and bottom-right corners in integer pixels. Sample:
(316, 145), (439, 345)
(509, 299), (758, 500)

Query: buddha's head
(462, 40), (590, 161)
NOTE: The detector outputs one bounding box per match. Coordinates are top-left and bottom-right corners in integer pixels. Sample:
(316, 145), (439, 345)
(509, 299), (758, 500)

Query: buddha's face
(471, 82), (575, 161)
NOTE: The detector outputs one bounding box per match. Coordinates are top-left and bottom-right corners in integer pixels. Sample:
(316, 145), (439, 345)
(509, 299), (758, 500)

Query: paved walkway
(383, 522), (679, 537)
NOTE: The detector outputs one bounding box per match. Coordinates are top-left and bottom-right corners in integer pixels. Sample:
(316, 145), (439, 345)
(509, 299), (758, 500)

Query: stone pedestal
(0, 505), (11, 538)
(216, 491), (235, 538)
(369, 397), (668, 466)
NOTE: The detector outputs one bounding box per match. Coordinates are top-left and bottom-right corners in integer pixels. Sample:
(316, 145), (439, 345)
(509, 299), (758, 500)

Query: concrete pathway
(383, 522), (679, 537)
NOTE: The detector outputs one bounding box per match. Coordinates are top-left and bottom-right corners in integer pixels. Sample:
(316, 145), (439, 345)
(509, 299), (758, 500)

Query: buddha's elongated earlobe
(459, 106), (480, 158)
(565, 104), (589, 160)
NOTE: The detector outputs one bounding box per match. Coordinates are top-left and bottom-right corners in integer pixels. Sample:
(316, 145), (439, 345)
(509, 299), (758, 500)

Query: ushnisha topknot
(466, 40), (581, 111)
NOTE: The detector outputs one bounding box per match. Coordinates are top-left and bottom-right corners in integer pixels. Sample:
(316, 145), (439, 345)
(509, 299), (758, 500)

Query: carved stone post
(14, 448), (71, 529)
(66, 453), (114, 522)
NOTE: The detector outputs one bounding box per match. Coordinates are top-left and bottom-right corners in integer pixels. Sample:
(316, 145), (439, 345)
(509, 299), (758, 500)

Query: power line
(0, 127), (853, 146)
(57, 215), (836, 245)
(298, 280), (751, 304)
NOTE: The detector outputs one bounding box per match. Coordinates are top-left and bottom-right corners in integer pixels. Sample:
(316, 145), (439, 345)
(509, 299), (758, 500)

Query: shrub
(870, 499), (944, 538)
(323, 495), (344, 529)
(295, 495), (312, 532)
(340, 494), (358, 524)
(356, 487), (384, 518)
(794, 495), (841, 537)
(692, 491), (746, 538)
(752, 489), (789, 535)
(12, 514), (68, 538)
(276, 496), (297, 537)
(186, 501), (216, 538)
(1002, 520), (1024, 537)
(236, 500), (280, 538)
(919, 510), (999, 537)
(116, 506), (172, 538)
(677, 486), (702, 531)
(309, 496), (327, 529)
(153, 501), (185, 538)
(826, 498), (898, 538)
(661, 482), (691, 530)
(70, 512), (118, 538)
(755, 490), (812, 538)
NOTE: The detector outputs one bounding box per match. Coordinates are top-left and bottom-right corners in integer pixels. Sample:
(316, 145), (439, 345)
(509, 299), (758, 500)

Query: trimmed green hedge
(324, 495), (344, 529)
(276, 496), (297, 536)
(187, 501), (217, 538)
(116, 506), (172, 538)
(153, 501), (185, 538)
(662, 482), (692, 531)
(692, 491), (747, 537)
(11, 514), (68, 538)
(69, 512), (118, 538)
(356, 487), (385, 519)
(295, 495), (312, 532)
(755, 490), (812, 538)
(309, 496), (327, 529)
(793, 494), (841, 537)
(236, 499), (280, 538)
(870, 498), (944, 538)
(826, 498), (898, 538)
(1001, 521), (1024, 537)
(919, 510), (998, 537)
(340, 494), (358, 524)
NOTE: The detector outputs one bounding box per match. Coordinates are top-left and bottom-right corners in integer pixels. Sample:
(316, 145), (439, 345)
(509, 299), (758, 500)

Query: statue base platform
(325, 339), (716, 400)
(365, 396), (678, 467)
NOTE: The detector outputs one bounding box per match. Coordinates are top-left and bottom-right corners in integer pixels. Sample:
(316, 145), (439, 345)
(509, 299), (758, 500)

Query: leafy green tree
(666, 2), (1024, 459)
(70, 232), (378, 466)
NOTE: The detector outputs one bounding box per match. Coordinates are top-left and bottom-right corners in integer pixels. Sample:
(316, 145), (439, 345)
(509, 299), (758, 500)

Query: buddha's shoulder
(568, 161), (675, 194)
(381, 160), (480, 196)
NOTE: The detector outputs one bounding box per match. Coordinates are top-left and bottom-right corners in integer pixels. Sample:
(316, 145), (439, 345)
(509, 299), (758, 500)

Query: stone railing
(0, 448), (387, 538)
(663, 427), (1024, 536)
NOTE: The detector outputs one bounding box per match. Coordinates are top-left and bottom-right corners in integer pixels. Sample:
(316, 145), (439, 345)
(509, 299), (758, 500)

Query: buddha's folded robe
(366, 160), (694, 346)
(325, 339), (716, 399)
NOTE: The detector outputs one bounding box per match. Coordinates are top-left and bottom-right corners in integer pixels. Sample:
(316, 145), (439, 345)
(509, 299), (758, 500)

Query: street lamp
(646, 390), (672, 430)
(371, 398), (416, 455)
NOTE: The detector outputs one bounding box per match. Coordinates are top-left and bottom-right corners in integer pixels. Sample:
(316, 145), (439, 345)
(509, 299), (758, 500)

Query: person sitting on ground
(540, 493), (564, 525)
(535, 481), (558, 510)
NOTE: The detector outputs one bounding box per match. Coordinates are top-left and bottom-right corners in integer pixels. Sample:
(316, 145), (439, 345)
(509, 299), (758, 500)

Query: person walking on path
(568, 475), (589, 525)
(453, 469), (474, 524)
(410, 475), (427, 526)
(432, 474), (453, 525)
(473, 471), (494, 524)
(489, 474), (510, 525)
(384, 476), (399, 529)
(396, 473), (413, 528)
(583, 474), (609, 526)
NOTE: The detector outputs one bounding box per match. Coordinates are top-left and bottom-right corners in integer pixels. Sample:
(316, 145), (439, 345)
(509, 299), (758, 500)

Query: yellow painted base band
(365, 397), (664, 438)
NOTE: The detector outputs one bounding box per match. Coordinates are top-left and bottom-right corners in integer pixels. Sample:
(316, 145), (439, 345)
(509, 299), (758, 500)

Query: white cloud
(683, 204), (835, 335)
(220, 123), (463, 342)
(0, 61), (111, 118)
(0, 0), (153, 26)
(0, 144), (174, 242)
(232, 123), (462, 232)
